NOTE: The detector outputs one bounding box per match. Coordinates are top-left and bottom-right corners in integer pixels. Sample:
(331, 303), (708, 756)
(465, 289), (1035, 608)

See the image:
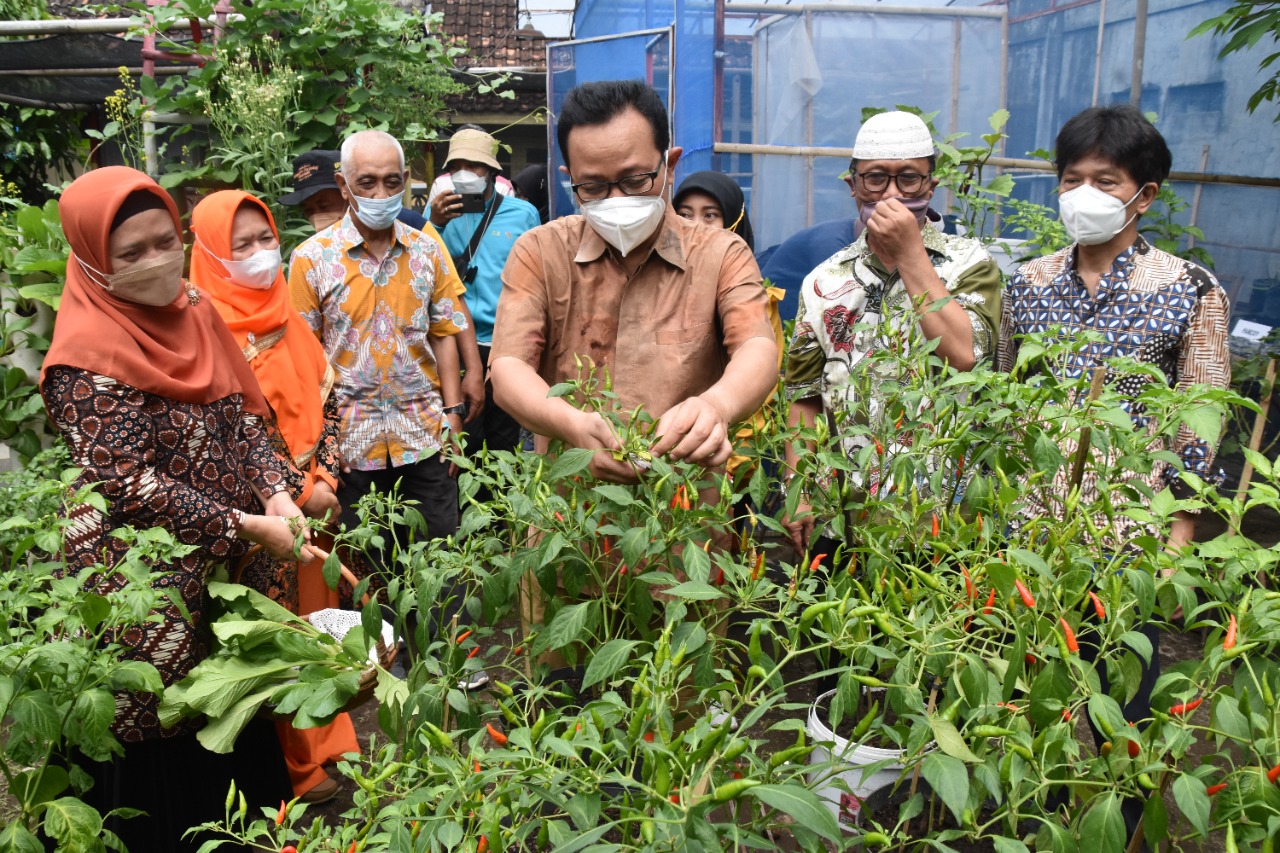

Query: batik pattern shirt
(42, 366), (288, 741)
(784, 225), (1002, 474)
(289, 213), (466, 471)
(996, 236), (1231, 542)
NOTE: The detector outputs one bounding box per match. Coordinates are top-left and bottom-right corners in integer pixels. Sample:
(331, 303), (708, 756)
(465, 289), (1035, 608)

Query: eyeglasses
(571, 160), (664, 202)
(853, 170), (930, 195)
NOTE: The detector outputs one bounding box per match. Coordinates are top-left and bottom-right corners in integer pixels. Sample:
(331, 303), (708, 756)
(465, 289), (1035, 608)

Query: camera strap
(454, 192), (503, 279)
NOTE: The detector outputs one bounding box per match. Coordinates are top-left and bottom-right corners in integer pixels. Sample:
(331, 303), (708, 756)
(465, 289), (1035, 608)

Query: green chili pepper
(852, 701), (880, 740)
(713, 778), (762, 802)
(971, 726), (1018, 739)
(722, 738), (749, 762)
(800, 600), (843, 633)
(423, 721), (454, 753)
(851, 674), (886, 688)
(768, 744), (816, 769)
(531, 709), (550, 744)
(862, 832), (892, 848)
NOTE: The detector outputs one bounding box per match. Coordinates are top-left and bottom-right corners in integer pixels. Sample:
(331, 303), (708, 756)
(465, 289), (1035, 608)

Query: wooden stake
(1236, 358), (1277, 504)
(1068, 367), (1109, 491)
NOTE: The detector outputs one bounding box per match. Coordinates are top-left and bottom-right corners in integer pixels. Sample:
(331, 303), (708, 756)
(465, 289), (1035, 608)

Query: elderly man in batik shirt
(782, 110), (1003, 554)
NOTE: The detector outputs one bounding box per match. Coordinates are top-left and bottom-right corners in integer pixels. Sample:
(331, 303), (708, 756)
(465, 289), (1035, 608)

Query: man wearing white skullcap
(781, 110), (1003, 554)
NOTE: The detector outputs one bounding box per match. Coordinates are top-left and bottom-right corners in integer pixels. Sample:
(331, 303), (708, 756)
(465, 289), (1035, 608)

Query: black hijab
(512, 163), (549, 224)
(673, 170), (755, 251)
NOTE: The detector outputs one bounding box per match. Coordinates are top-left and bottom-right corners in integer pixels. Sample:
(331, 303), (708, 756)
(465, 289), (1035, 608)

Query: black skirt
(71, 719), (291, 852)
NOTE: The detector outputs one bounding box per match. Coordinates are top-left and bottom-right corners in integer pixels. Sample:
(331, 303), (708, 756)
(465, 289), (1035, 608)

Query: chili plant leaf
(1172, 774), (1210, 838)
(929, 716), (980, 763)
(921, 752), (970, 824)
(41, 797), (102, 849)
(1078, 792), (1126, 853)
(746, 784), (840, 843)
(582, 639), (639, 690)
(1142, 792), (1169, 846)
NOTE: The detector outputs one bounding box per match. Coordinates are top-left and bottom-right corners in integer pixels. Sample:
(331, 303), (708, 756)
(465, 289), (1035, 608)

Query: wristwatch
(442, 403), (467, 417)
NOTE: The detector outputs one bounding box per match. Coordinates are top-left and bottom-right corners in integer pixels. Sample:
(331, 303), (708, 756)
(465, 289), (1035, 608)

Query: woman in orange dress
(190, 189), (358, 804)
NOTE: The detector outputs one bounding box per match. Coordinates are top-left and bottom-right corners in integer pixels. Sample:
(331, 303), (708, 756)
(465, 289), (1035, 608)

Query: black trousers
(468, 344), (522, 458)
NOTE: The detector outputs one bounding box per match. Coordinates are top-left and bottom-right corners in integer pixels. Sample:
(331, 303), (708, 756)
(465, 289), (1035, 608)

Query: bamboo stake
(1236, 358), (1277, 504)
(1068, 368), (1109, 491)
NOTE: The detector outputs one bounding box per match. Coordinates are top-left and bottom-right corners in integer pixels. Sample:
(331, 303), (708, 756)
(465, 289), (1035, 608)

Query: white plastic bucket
(806, 688), (906, 830)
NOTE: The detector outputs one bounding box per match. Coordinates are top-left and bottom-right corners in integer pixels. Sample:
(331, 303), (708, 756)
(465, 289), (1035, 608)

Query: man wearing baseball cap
(429, 129), (540, 469)
(781, 110), (1003, 554)
(279, 148), (487, 424)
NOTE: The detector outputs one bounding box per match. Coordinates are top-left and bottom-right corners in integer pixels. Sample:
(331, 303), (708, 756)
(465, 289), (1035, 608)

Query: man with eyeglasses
(781, 110), (1003, 554)
(491, 79), (777, 484)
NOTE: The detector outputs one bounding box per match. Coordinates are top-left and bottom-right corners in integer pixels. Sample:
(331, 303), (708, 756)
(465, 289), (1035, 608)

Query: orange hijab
(189, 190), (330, 467)
(43, 167), (269, 417)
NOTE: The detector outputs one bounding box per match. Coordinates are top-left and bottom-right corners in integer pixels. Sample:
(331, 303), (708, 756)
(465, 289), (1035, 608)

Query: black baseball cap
(278, 149), (342, 206)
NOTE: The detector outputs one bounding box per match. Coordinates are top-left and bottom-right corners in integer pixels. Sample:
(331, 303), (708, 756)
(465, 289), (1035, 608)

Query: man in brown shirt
(491, 80), (777, 480)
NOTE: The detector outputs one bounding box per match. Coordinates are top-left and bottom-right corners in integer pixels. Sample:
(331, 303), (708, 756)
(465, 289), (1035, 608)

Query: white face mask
(450, 170), (488, 195)
(1058, 184), (1145, 246)
(79, 250), (186, 307)
(580, 155), (669, 258)
(350, 192), (403, 231)
(221, 247), (282, 290)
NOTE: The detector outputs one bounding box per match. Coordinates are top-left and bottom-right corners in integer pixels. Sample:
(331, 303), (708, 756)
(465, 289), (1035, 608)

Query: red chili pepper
(281, 847), (298, 853)
(976, 513), (984, 533)
(477, 837), (489, 853)
(681, 486), (692, 511)
(602, 537), (611, 555)
(874, 438), (884, 455)
(619, 564), (628, 576)
(1062, 708), (1072, 722)
(467, 646), (480, 659)
(1206, 782), (1228, 796)
(752, 552), (765, 581)
(455, 629), (473, 644)
(1268, 762), (1280, 785)
(348, 843), (358, 853)
(1223, 614), (1237, 651)
(275, 799), (287, 826)
(809, 553), (827, 573)
(1087, 591), (1106, 621)
(486, 722), (508, 745)
(1127, 723), (1140, 758)
(473, 758), (481, 773)
(1014, 579), (1036, 608)
(670, 793), (680, 804)
(1025, 653), (1037, 666)
(1059, 618), (1078, 653)
(1169, 697), (1204, 716)
(961, 567), (976, 602)
(512, 646), (524, 656)
(983, 588), (996, 615)
(930, 513), (939, 538)
(554, 511), (565, 522)
(712, 567), (725, 586)
(643, 731), (655, 743)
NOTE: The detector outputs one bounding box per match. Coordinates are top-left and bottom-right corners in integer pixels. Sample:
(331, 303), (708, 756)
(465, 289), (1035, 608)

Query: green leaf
(542, 601), (594, 652)
(194, 688), (275, 753)
(929, 715), (980, 763)
(582, 639), (639, 689)
(921, 752), (970, 824)
(993, 838), (1030, 853)
(0, 823), (42, 853)
(1211, 695), (1250, 743)
(662, 580), (723, 601)
(592, 484), (635, 507)
(1142, 793), (1168, 846)
(10, 766), (69, 808)
(1172, 773), (1210, 837)
(9, 692), (60, 743)
(746, 784), (841, 842)
(41, 797), (103, 848)
(1078, 792), (1126, 853)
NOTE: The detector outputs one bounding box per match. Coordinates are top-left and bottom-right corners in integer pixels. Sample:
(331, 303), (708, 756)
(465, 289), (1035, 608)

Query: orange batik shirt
(289, 213), (466, 471)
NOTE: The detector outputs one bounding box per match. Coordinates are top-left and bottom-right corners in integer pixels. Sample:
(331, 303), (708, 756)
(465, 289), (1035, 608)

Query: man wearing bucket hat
(781, 110), (1003, 555)
(280, 148), (487, 425)
(429, 129), (540, 466)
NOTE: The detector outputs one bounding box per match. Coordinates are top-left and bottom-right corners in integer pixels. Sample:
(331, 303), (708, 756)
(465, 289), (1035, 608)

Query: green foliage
(1190, 1), (1280, 122)
(1140, 183), (1216, 270)
(132, 0), (468, 223)
(0, 104), (86, 204)
(0, 447), (180, 851)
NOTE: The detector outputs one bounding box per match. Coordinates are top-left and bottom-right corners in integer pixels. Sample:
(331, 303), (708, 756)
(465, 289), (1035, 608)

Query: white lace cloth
(307, 609), (395, 664)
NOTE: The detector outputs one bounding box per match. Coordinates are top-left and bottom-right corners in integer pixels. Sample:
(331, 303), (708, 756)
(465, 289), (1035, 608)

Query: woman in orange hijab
(42, 167), (303, 850)
(190, 189), (358, 805)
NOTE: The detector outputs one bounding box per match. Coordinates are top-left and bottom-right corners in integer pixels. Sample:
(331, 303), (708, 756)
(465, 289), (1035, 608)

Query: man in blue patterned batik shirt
(996, 104), (1230, 848)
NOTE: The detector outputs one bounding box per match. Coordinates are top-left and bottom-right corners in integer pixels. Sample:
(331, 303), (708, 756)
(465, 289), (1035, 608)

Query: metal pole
(0, 15), (225, 35)
(803, 10), (814, 229)
(948, 16), (961, 217)
(1091, 0), (1108, 105)
(712, 0), (726, 173)
(726, 3), (1005, 17)
(143, 0), (159, 177)
(1187, 144), (1210, 251)
(1129, 0), (1147, 106)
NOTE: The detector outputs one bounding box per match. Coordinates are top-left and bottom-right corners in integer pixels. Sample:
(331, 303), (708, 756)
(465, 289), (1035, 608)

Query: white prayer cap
(852, 111), (935, 160)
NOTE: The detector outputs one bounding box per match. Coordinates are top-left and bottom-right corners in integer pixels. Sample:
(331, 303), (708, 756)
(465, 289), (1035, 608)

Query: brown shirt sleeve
(715, 238), (776, 355)
(492, 229), (550, 369)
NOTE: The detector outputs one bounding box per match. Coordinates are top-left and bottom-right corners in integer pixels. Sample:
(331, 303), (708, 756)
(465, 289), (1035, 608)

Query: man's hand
(567, 409), (642, 484)
(864, 197), (927, 272)
(301, 480), (342, 525)
(650, 396), (732, 468)
(461, 371), (485, 425)
(430, 191), (464, 228)
(445, 412), (464, 477)
(782, 498), (815, 555)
